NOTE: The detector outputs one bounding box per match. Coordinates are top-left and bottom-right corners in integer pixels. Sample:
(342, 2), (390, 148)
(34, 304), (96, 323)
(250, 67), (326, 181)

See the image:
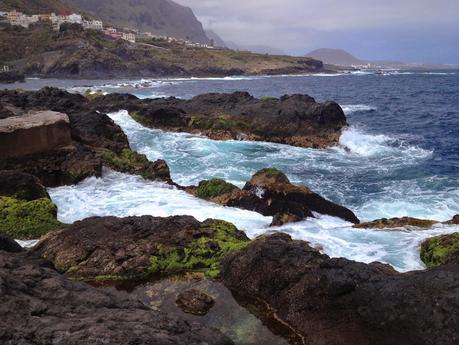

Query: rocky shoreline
(1, 87), (459, 344)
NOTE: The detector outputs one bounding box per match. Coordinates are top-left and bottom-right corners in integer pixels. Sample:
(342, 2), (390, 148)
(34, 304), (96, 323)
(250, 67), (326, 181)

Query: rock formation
(34, 215), (249, 281)
(0, 235), (233, 345)
(92, 92), (348, 149)
(221, 233), (459, 345)
(0, 111), (71, 159)
(187, 168), (360, 225)
(0, 88), (170, 186)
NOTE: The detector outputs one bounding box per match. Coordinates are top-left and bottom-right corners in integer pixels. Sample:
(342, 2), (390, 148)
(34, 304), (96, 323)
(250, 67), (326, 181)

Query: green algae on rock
(196, 179), (239, 200)
(97, 148), (171, 182)
(0, 196), (63, 240)
(149, 219), (250, 279)
(34, 216), (249, 282)
(420, 233), (459, 268)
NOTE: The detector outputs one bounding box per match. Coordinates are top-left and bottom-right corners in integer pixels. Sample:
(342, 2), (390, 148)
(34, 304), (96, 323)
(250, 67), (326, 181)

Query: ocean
(9, 70), (459, 271)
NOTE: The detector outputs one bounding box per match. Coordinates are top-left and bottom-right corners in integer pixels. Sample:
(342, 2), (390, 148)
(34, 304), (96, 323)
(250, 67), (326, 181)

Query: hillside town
(0, 9), (215, 48)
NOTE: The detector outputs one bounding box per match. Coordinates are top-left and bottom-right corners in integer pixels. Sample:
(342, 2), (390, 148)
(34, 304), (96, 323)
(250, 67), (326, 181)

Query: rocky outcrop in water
(91, 92), (348, 149)
(0, 88), (170, 186)
(0, 235), (233, 345)
(355, 214), (459, 229)
(186, 168), (360, 225)
(34, 215), (249, 281)
(421, 232), (459, 268)
(221, 233), (459, 345)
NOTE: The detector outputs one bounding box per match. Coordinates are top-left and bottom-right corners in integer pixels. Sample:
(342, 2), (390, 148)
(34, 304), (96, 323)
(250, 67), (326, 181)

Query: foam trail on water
(341, 104), (377, 115)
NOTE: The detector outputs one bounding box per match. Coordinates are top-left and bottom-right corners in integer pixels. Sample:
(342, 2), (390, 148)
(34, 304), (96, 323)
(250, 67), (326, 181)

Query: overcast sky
(175, 0), (459, 64)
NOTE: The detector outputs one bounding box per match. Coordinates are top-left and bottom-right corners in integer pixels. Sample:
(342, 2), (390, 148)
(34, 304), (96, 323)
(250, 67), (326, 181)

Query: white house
(83, 20), (103, 30)
(66, 13), (82, 24)
(122, 32), (136, 43)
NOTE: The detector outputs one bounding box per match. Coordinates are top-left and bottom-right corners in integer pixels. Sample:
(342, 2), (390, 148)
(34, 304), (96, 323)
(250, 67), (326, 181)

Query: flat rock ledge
(221, 233), (459, 345)
(0, 111), (71, 159)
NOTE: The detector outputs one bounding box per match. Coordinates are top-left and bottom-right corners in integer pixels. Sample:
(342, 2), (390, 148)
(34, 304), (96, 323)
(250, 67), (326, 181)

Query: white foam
(341, 104), (377, 115)
(48, 172), (459, 272)
(15, 239), (39, 248)
(49, 170), (271, 232)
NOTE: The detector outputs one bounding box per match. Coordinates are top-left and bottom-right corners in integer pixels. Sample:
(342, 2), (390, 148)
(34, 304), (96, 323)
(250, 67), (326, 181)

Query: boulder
(91, 92), (349, 149)
(221, 233), (459, 345)
(0, 111), (71, 159)
(0, 234), (22, 253)
(176, 289), (215, 316)
(0, 249), (233, 345)
(189, 168), (359, 225)
(0, 170), (49, 201)
(445, 214), (459, 225)
(421, 232), (459, 268)
(34, 216), (249, 281)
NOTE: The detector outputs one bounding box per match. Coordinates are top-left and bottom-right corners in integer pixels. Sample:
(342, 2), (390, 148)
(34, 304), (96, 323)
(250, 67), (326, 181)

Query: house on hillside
(1, 65), (10, 72)
(83, 20), (103, 30)
(122, 32), (136, 43)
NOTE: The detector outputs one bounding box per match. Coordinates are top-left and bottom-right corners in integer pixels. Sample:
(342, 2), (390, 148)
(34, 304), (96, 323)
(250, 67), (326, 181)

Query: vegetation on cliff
(0, 24), (323, 78)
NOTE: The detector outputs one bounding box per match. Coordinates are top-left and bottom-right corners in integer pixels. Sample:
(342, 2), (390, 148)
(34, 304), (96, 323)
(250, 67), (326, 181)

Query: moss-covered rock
(420, 233), (459, 268)
(96, 148), (171, 182)
(355, 217), (438, 229)
(0, 196), (63, 240)
(196, 179), (239, 200)
(149, 219), (249, 278)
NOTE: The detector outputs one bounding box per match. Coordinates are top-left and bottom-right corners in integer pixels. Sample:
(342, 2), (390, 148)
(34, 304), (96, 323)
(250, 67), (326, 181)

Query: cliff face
(0, 0), (72, 13)
(64, 0), (210, 43)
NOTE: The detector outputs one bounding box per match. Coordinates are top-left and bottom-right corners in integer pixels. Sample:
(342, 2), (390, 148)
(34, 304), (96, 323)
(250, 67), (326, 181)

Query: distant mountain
(306, 48), (363, 66)
(64, 0), (210, 43)
(205, 29), (226, 48)
(226, 41), (286, 55)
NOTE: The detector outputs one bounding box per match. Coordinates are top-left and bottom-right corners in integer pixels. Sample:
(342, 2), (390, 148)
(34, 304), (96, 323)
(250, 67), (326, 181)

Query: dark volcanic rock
(0, 70), (25, 84)
(188, 168), (359, 225)
(221, 233), (459, 345)
(0, 170), (49, 201)
(0, 88), (171, 186)
(34, 215), (249, 280)
(0, 248), (233, 345)
(0, 234), (22, 253)
(354, 216), (438, 229)
(176, 289), (215, 316)
(91, 91), (348, 149)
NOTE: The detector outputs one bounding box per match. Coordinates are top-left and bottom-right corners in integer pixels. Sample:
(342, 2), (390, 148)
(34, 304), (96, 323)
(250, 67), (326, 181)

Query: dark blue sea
(5, 70), (459, 271)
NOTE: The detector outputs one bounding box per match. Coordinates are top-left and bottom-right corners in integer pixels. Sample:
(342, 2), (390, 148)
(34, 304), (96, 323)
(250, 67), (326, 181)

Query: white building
(1, 65), (10, 72)
(66, 13), (82, 24)
(82, 20), (103, 30)
(122, 32), (136, 43)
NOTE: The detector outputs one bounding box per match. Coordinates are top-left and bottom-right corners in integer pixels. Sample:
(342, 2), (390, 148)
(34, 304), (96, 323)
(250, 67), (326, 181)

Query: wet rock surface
(221, 233), (459, 345)
(0, 237), (233, 345)
(34, 215), (249, 280)
(187, 168), (359, 225)
(133, 275), (290, 345)
(0, 88), (170, 186)
(354, 216), (438, 229)
(91, 91), (348, 149)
